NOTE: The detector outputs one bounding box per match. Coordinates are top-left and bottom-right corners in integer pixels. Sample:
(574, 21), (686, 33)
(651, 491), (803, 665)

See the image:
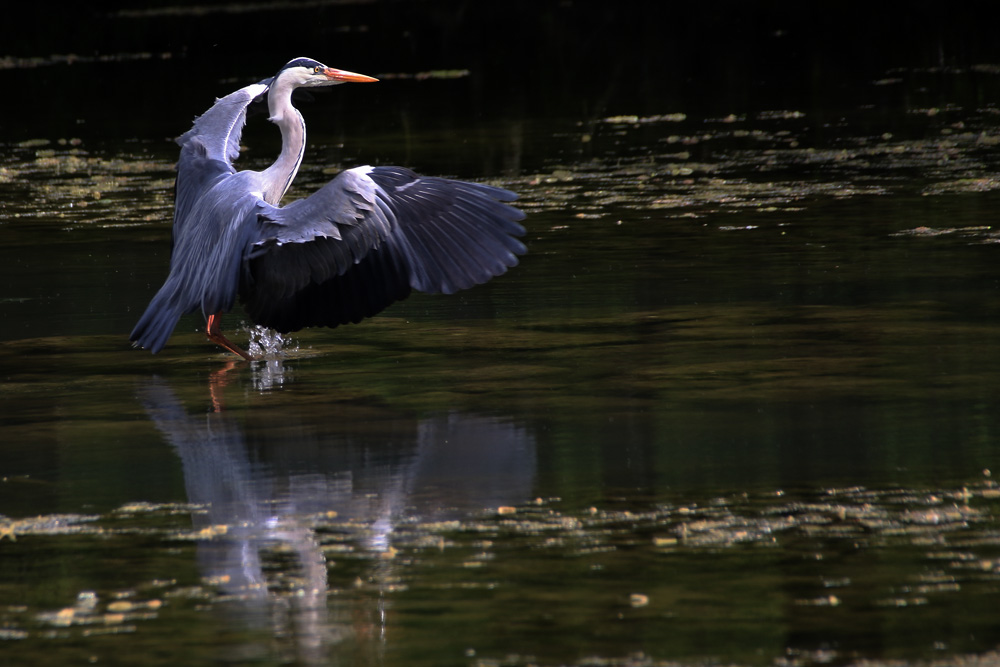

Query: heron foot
(206, 313), (254, 361)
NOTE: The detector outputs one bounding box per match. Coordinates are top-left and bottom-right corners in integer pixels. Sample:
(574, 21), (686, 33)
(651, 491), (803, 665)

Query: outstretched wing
(173, 81), (269, 237)
(178, 80), (270, 165)
(240, 166), (527, 333)
(130, 81), (270, 354)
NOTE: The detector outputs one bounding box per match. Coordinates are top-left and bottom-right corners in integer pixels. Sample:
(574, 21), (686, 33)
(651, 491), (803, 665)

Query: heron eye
(314, 66), (322, 74)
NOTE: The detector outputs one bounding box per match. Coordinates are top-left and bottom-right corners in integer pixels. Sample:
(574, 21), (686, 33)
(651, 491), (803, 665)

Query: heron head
(275, 57), (378, 88)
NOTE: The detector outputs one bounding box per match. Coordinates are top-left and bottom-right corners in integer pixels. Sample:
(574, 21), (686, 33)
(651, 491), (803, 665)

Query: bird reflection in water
(137, 371), (536, 664)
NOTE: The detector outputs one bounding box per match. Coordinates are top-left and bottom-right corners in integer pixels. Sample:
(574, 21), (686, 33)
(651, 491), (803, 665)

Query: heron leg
(205, 313), (253, 361)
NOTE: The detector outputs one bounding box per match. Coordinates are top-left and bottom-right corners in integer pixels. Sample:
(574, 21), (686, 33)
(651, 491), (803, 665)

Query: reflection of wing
(241, 166), (527, 333)
(137, 373), (536, 662)
(138, 376), (536, 528)
(136, 378), (263, 519)
(409, 413), (536, 515)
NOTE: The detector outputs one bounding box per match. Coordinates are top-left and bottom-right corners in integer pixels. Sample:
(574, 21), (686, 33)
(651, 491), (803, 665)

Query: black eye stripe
(278, 58), (325, 77)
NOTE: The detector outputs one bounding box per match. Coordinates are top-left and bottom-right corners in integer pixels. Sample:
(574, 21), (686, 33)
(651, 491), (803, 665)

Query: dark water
(5, 3), (1000, 666)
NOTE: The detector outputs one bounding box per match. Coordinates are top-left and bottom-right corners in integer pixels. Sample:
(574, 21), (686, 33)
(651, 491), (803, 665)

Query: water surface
(5, 4), (1000, 666)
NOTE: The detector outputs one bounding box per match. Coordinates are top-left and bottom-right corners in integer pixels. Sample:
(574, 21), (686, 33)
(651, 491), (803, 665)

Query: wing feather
(171, 82), (270, 241)
(132, 81), (270, 354)
(240, 165), (526, 333)
(177, 81), (269, 165)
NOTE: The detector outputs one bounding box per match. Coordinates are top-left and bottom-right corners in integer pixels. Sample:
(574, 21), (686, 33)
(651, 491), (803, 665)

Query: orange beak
(323, 67), (378, 83)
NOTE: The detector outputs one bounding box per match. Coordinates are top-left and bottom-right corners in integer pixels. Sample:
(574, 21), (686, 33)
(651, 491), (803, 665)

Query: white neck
(259, 74), (306, 205)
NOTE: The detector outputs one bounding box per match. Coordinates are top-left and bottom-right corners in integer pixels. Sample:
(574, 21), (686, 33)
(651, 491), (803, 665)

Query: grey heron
(130, 57), (526, 360)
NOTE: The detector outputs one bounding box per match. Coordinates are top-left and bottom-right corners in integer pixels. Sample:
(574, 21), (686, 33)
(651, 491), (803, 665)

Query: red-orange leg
(205, 313), (253, 361)
(208, 359), (240, 412)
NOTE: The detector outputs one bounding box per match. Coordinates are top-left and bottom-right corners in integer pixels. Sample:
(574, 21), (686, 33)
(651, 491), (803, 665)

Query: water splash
(244, 324), (296, 359)
(240, 324), (297, 391)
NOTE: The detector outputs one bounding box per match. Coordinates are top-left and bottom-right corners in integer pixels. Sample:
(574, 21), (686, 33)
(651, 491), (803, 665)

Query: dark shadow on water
(136, 369), (536, 665)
